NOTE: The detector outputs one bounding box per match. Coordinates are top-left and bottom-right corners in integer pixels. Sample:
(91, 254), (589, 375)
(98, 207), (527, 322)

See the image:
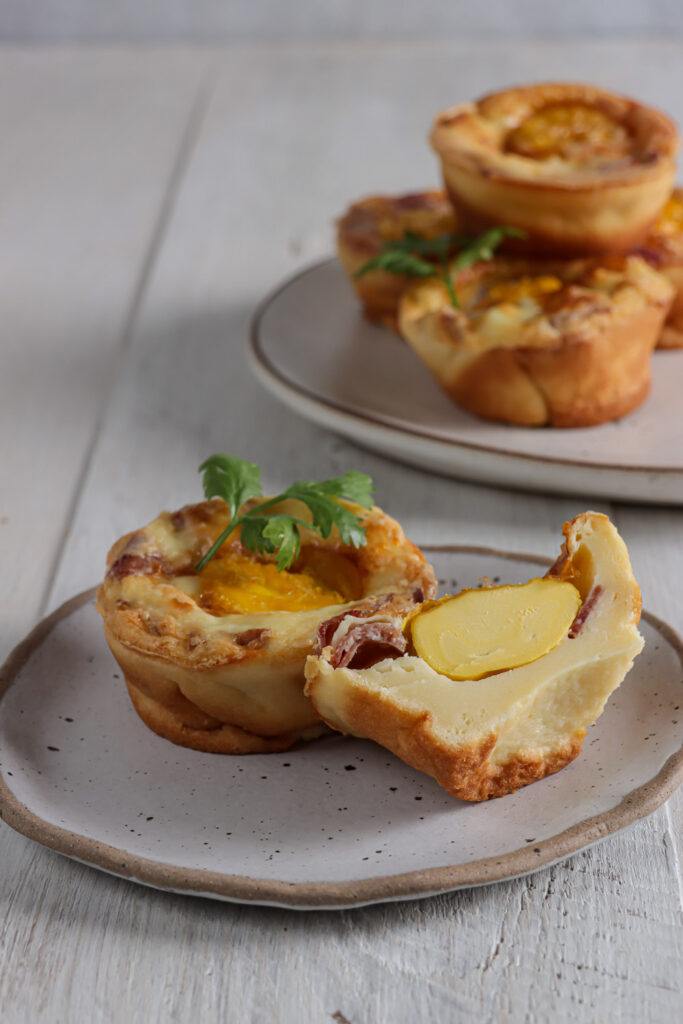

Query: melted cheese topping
(482, 275), (563, 308)
(197, 550), (345, 615)
(654, 193), (683, 236)
(466, 275), (565, 343)
(505, 103), (631, 163)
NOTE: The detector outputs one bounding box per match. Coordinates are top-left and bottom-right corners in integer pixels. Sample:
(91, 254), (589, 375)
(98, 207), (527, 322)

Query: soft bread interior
(304, 513), (643, 800)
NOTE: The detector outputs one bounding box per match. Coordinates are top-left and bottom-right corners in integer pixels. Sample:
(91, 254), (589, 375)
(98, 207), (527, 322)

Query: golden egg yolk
(654, 194), (683, 236)
(480, 275), (563, 308)
(505, 103), (630, 162)
(197, 549), (346, 615)
(404, 577), (582, 681)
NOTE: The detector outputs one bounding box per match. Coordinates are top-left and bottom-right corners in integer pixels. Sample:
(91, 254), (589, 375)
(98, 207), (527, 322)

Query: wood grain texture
(0, 41), (682, 1023)
(6, 2), (683, 42)
(0, 47), (215, 665)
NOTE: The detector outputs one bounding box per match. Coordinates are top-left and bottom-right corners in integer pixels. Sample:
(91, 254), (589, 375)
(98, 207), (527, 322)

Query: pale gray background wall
(2, 0), (683, 41)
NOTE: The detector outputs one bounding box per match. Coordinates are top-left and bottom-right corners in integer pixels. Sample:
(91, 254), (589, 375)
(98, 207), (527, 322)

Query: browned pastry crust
(336, 190), (457, 330)
(123, 676), (324, 754)
(398, 254), (673, 427)
(96, 497), (436, 753)
(431, 83), (678, 257)
(306, 681), (585, 802)
(305, 512), (643, 801)
(636, 187), (683, 348)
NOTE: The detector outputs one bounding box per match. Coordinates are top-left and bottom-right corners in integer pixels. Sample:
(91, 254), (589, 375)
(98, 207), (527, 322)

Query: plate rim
(1, 547), (682, 910)
(250, 257), (683, 479)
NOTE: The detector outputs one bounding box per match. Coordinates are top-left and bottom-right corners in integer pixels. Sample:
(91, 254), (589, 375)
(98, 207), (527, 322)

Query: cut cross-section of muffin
(305, 513), (643, 801)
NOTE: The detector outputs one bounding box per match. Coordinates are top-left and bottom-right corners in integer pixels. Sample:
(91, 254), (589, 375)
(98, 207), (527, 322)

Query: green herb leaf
(199, 454), (262, 519)
(379, 231), (471, 261)
(240, 514), (309, 571)
(194, 460), (374, 572)
(351, 224), (527, 309)
(261, 516), (304, 571)
(300, 470), (374, 508)
(354, 250), (436, 280)
(451, 226), (526, 274)
(280, 487), (365, 547)
(280, 471), (374, 548)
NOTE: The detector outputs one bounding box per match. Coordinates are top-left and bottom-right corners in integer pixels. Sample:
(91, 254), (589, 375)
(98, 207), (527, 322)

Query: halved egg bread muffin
(336, 190), (457, 329)
(97, 460), (436, 754)
(398, 253), (672, 427)
(431, 82), (678, 257)
(305, 513), (643, 801)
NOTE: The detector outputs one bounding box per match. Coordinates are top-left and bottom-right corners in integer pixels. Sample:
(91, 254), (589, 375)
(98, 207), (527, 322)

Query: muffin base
(125, 677), (328, 754)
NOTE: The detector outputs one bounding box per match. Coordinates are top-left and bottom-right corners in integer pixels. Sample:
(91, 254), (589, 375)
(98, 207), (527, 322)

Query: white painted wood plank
(0, 820), (680, 1023)
(7, 2), (683, 43)
(0, 40), (681, 1024)
(613, 504), (683, 891)
(0, 47), (213, 663)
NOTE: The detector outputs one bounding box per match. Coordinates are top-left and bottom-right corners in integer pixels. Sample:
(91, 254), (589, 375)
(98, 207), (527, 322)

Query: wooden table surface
(1, 42), (682, 1023)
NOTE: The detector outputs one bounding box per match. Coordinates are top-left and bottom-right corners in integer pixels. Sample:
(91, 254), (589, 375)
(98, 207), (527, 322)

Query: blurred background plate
(250, 259), (683, 504)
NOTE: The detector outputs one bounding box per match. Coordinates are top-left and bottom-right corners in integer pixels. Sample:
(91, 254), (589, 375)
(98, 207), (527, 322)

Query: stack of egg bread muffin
(337, 82), (683, 428)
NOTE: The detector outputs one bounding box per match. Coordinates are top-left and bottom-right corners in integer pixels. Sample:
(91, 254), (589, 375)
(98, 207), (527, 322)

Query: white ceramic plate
(1, 548), (682, 910)
(250, 259), (683, 505)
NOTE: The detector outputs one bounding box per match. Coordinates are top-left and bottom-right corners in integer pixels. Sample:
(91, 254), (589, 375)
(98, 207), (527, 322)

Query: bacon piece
(315, 595), (395, 652)
(330, 621), (407, 670)
(232, 628), (270, 649)
(107, 552), (172, 581)
(547, 545), (571, 581)
(632, 245), (665, 268)
(568, 585), (604, 638)
(170, 509), (187, 531)
(393, 192), (440, 211)
(187, 631), (203, 650)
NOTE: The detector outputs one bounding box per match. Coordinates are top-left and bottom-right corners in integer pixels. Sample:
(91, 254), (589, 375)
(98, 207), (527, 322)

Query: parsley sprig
(195, 455), (375, 572)
(354, 226), (526, 308)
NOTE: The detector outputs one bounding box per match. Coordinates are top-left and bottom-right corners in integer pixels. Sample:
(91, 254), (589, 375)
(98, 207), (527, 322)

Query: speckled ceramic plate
(0, 547), (682, 910)
(250, 259), (683, 505)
